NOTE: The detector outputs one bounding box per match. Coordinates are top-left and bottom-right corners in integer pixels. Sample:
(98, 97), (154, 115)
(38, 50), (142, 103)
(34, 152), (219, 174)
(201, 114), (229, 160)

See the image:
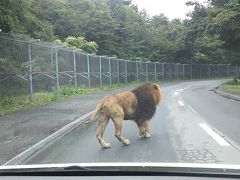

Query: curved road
(25, 80), (240, 164)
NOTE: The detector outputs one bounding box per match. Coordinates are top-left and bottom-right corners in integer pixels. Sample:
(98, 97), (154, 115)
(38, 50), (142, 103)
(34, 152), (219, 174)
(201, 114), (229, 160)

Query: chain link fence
(0, 33), (239, 100)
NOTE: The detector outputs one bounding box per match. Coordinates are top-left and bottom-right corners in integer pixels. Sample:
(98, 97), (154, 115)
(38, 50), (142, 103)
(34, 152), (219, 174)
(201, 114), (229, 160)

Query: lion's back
(98, 83), (161, 122)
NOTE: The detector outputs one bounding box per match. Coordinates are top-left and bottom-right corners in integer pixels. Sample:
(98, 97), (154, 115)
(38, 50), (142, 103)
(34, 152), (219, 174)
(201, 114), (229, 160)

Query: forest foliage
(0, 0), (239, 64)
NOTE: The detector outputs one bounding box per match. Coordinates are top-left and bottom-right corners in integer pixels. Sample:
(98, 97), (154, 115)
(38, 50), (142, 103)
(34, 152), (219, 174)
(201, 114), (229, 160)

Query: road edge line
(215, 88), (240, 102)
(3, 111), (94, 166)
(184, 103), (240, 152)
(199, 123), (230, 146)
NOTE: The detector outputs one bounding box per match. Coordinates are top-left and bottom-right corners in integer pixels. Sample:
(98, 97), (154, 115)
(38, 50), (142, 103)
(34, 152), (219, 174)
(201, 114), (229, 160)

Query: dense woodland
(0, 0), (240, 65)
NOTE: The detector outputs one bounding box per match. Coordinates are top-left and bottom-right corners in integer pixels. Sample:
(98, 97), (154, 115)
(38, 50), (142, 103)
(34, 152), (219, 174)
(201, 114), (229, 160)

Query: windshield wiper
(63, 165), (95, 171)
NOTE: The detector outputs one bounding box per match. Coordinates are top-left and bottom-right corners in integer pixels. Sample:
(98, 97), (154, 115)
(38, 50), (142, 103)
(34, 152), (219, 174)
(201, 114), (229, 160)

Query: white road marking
(178, 88), (184, 92)
(174, 86), (191, 96)
(184, 103), (200, 116)
(230, 99), (240, 104)
(177, 100), (185, 107)
(175, 88), (184, 93)
(199, 123), (230, 146)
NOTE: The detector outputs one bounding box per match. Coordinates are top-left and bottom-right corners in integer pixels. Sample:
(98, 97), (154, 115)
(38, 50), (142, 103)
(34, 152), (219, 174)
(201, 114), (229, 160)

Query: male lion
(87, 83), (161, 149)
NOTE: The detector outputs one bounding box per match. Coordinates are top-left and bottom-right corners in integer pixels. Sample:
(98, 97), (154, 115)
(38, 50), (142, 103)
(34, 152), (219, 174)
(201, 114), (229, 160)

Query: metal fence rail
(0, 33), (239, 100)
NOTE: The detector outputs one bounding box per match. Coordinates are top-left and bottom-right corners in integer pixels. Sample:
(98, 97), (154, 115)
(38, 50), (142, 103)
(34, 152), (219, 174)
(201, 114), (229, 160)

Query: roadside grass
(0, 81), (142, 116)
(0, 86), (100, 116)
(219, 77), (240, 94)
(0, 80), (186, 116)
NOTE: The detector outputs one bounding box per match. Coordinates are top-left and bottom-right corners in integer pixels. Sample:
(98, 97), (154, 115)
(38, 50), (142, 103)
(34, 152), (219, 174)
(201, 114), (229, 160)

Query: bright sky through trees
(131, 0), (206, 19)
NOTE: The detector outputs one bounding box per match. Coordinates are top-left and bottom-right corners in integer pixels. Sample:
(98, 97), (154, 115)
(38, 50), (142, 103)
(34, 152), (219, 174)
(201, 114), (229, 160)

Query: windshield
(0, 0), (240, 174)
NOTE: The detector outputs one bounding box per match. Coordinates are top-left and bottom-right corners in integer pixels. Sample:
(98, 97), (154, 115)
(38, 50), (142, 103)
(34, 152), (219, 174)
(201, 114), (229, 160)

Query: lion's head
(131, 83), (162, 122)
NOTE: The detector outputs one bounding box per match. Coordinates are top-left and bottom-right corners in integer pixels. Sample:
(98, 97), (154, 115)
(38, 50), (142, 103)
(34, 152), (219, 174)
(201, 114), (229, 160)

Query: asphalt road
(25, 80), (240, 165)
(0, 83), (152, 165)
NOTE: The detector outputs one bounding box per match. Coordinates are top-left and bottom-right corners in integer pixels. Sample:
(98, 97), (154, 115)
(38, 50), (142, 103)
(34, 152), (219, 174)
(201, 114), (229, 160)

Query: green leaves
(183, 0), (240, 64)
(53, 36), (98, 54)
(1, 0), (239, 65)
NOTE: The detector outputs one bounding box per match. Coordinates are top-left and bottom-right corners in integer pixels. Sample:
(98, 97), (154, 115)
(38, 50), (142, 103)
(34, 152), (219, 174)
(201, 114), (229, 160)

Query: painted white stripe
(230, 99), (240, 104)
(178, 88), (184, 92)
(184, 103), (200, 116)
(174, 91), (178, 96)
(199, 123), (230, 146)
(177, 100), (185, 106)
(175, 88), (184, 93)
(174, 86), (191, 96)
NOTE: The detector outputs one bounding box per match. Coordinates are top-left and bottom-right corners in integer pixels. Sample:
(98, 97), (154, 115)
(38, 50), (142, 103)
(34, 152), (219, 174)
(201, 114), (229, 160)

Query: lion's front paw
(144, 133), (151, 138)
(102, 143), (111, 149)
(123, 139), (130, 145)
(140, 133), (151, 138)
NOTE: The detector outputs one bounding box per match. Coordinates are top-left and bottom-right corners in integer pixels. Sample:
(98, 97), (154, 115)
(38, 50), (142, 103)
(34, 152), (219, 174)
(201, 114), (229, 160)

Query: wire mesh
(0, 32), (239, 100)
(147, 62), (155, 82)
(31, 44), (56, 93)
(138, 62), (147, 82)
(0, 35), (29, 97)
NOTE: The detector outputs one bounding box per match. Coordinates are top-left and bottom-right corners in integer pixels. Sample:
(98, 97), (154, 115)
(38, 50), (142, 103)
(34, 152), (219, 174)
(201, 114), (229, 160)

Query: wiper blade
(2, 163), (240, 176)
(63, 165), (94, 171)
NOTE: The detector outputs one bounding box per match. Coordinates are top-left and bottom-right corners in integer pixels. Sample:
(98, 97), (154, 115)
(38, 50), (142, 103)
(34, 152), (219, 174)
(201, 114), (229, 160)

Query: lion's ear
(153, 84), (158, 90)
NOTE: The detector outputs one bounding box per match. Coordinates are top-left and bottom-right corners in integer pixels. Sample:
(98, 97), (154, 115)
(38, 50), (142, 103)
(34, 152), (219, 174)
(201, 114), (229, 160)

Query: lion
(86, 83), (162, 149)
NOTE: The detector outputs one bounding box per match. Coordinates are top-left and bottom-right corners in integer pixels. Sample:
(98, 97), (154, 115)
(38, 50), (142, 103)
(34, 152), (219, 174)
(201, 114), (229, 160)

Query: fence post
(99, 56), (102, 88)
(236, 64), (238, 77)
(55, 47), (60, 96)
(125, 61), (127, 84)
(109, 57), (112, 85)
(176, 63), (178, 80)
(87, 54), (90, 88)
(51, 47), (54, 71)
(146, 62), (148, 82)
(28, 43), (33, 101)
(208, 64), (211, 79)
(190, 64), (193, 79)
(199, 64), (201, 79)
(238, 65), (240, 76)
(183, 64), (185, 79)
(228, 64), (230, 77)
(117, 60), (120, 84)
(169, 63), (172, 80)
(218, 64), (220, 79)
(73, 51), (77, 87)
(162, 63), (165, 80)
(154, 62), (157, 82)
(136, 61), (139, 83)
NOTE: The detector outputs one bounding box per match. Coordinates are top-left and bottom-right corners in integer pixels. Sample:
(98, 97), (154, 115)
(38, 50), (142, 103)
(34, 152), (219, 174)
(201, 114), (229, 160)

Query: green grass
(0, 82), (140, 116)
(219, 77), (240, 94)
(0, 86), (99, 116)
(0, 80), (185, 116)
(220, 84), (240, 93)
(0, 92), (60, 116)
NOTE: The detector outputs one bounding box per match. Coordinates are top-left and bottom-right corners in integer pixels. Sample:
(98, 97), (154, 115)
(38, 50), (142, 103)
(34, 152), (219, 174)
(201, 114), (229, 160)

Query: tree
(1, 0), (239, 65)
(53, 36), (98, 54)
(183, 0), (240, 64)
(0, 0), (55, 40)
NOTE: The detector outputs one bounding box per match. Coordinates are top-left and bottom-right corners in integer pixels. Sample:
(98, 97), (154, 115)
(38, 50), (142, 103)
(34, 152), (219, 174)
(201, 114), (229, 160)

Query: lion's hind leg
(96, 113), (111, 149)
(113, 117), (130, 145)
(111, 109), (130, 145)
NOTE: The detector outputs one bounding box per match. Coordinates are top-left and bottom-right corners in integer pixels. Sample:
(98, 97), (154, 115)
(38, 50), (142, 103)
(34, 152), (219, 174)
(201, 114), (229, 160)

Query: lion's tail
(84, 102), (102, 124)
